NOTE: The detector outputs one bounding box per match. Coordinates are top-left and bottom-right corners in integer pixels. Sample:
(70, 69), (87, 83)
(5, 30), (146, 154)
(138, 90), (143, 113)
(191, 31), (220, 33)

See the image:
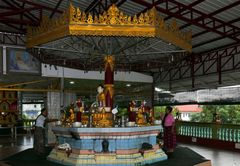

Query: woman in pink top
(162, 106), (176, 154)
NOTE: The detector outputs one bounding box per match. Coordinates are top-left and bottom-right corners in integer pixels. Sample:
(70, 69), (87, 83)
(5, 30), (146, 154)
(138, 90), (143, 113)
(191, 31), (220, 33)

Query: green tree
(154, 106), (178, 120)
(190, 105), (240, 124)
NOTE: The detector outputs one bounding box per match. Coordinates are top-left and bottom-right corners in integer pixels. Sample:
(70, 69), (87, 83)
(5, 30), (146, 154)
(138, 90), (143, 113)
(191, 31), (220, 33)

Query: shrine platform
(0, 145), (211, 166)
(48, 125), (167, 166)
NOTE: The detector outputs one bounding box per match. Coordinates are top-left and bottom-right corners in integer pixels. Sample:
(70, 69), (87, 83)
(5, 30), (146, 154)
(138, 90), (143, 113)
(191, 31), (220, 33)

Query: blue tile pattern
(51, 126), (167, 166)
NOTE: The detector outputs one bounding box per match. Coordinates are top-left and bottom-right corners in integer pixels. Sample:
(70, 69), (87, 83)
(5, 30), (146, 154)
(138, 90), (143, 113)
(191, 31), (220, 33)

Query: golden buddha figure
(101, 107), (107, 120)
(136, 108), (145, 125)
(69, 108), (75, 123)
(98, 107), (112, 127)
(136, 103), (146, 126)
(61, 105), (75, 125)
(97, 85), (106, 107)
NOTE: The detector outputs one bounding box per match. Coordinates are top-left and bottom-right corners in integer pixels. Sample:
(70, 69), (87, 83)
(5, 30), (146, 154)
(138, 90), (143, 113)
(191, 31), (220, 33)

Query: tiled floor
(179, 143), (240, 166)
(0, 135), (240, 166)
(0, 135), (33, 160)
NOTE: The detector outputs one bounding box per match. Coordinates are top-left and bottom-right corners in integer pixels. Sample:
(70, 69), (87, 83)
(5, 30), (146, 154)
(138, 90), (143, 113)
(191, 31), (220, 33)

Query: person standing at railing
(162, 106), (176, 156)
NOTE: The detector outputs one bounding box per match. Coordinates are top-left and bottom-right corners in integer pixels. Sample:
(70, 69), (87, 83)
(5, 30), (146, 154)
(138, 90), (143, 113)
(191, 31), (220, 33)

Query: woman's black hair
(41, 108), (46, 113)
(166, 106), (173, 112)
(162, 106), (173, 127)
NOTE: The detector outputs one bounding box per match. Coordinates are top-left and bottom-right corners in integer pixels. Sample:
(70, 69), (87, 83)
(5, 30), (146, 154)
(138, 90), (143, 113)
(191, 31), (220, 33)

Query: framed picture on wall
(7, 48), (40, 74)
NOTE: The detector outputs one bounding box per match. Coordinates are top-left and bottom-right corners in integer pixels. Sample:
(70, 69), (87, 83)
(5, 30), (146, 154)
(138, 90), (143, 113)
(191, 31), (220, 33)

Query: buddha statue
(128, 100), (137, 122)
(97, 85), (106, 107)
(76, 98), (84, 122)
(98, 107), (112, 127)
(101, 107), (107, 120)
(69, 108), (75, 123)
(136, 107), (145, 125)
(136, 101), (146, 126)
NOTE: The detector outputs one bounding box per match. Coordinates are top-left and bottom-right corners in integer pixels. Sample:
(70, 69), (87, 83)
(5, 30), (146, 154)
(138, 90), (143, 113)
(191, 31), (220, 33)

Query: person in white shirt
(34, 108), (48, 155)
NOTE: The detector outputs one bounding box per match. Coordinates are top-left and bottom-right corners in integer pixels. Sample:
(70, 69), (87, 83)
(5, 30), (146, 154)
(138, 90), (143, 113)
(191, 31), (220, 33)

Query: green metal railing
(176, 121), (240, 142)
(22, 119), (35, 131)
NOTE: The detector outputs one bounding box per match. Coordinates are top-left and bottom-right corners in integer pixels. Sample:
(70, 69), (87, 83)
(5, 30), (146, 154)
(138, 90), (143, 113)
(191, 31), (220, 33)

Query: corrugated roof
(1, 0), (238, 53)
(0, 0), (239, 73)
(119, 0), (146, 16)
(194, 38), (234, 52)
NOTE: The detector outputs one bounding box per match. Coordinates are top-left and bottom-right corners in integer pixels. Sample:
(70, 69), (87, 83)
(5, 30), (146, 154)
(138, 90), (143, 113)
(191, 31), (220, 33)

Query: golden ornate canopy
(27, 3), (192, 52)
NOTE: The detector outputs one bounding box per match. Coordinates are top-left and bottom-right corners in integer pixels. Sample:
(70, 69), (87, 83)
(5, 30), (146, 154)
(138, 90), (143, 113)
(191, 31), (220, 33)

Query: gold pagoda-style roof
(27, 3), (192, 52)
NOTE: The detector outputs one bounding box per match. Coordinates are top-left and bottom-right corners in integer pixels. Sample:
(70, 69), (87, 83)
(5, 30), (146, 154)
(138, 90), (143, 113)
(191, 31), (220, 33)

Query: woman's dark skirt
(34, 126), (45, 155)
(163, 126), (176, 150)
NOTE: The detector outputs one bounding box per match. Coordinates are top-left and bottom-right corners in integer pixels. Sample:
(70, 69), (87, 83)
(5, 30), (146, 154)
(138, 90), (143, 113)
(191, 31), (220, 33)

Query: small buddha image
(97, 84), (106, 107)
(101, 107), (107, 120)
(136, 101), (146, 125)
(144, 106), (154, 124)
(76, 98), (84, 122)
(76, 98), (83, 108)
(98, 107), (112, 127)
(63, 103), (75, 124)
(69, 109), (75, 123)
(128, 100), (137, 122)
(149, 108), (154, 124)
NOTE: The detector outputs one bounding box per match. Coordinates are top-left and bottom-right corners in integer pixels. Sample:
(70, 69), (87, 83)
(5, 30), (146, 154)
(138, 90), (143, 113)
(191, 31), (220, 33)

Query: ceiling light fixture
(155, 87), (162, 92)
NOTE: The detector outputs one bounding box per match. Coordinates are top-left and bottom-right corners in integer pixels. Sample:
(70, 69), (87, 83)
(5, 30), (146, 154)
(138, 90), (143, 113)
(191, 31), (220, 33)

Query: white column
(3, 46), (6, 74)
(60, 76), (64, 107)
(46, 92), (61, 145)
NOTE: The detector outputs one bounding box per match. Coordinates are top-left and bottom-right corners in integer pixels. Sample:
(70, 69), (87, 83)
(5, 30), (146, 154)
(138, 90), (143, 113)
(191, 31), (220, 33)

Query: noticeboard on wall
(7, 48), (40, 74)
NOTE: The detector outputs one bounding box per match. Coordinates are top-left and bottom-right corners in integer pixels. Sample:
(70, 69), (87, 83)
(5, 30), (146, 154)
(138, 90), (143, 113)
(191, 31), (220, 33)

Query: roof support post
(169, 69), (172, 91)
(151, 73), (155, 108)
(191, 54), (195, 88)
(217, 53), (222, 84)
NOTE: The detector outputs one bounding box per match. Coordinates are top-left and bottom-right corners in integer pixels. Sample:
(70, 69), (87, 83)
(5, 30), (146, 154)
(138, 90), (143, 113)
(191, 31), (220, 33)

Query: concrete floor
(0, 135), (240, 166)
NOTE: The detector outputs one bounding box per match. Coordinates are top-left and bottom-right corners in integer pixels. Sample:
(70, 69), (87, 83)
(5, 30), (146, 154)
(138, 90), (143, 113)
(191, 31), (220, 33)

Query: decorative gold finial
(104, 56), (115, 71)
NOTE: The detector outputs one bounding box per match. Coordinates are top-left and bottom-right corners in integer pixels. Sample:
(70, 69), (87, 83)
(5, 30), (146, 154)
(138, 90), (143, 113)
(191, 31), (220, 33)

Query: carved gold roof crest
(27, 3), (192, 52)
